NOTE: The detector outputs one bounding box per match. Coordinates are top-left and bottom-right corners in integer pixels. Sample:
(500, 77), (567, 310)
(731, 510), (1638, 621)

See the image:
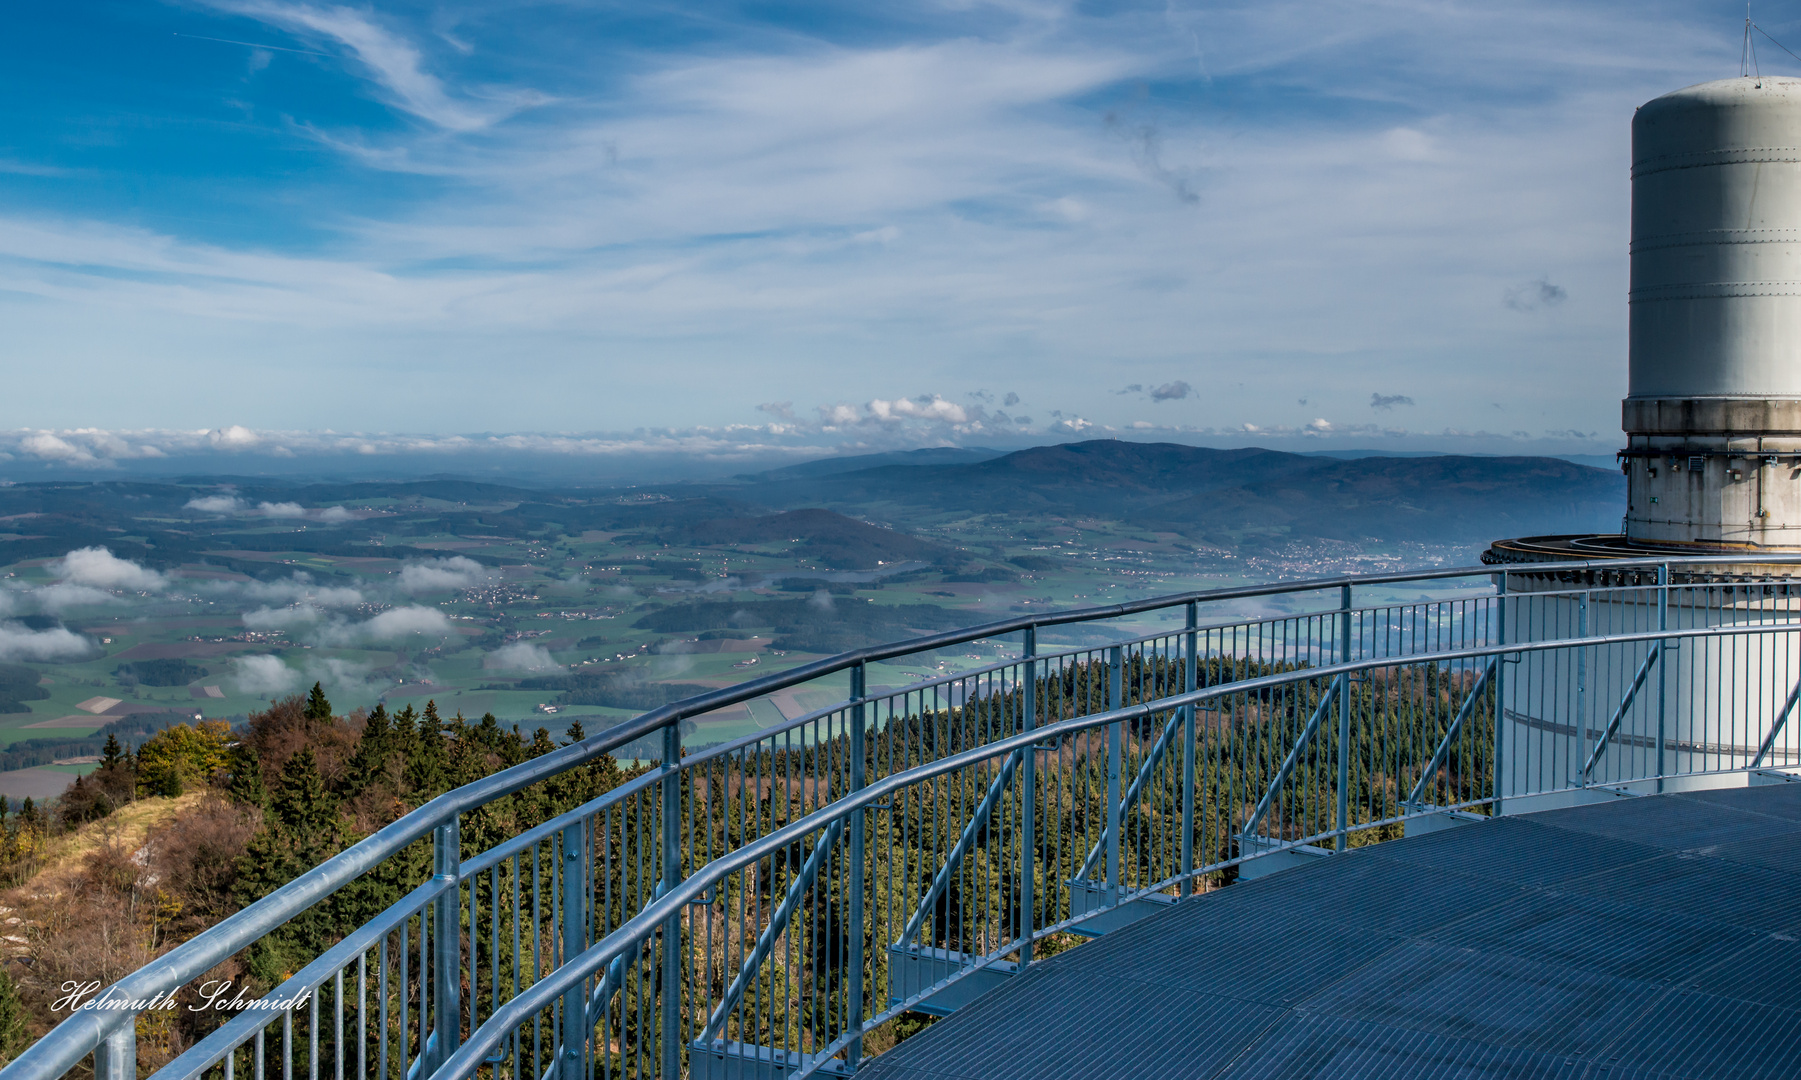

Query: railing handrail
(431, 614), (1801, 1080)
(13, 551), (1801, 1080)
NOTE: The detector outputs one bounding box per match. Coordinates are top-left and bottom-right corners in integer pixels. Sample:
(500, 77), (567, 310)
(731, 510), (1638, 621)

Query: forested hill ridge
(719, 441), (1624, 547)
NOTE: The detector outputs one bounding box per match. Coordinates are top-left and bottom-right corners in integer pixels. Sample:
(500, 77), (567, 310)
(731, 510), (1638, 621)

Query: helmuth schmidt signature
(52, 980), (311, 1014)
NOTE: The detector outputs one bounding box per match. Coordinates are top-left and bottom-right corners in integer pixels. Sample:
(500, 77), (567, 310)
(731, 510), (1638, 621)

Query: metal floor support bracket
(689, 1040), (854, 1080)
(1402, 809), (1488, 837)
(1065, 879), (1178, 936)
(886, 945), (1020, 1017)
(1236, 837), (1333, 881)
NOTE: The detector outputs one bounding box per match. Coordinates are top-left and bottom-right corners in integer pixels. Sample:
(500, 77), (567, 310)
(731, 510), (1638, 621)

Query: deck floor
(860, 783), (1801, 1080)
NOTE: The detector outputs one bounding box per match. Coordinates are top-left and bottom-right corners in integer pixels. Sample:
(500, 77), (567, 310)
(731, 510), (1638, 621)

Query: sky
(0, 1), (1785, 477)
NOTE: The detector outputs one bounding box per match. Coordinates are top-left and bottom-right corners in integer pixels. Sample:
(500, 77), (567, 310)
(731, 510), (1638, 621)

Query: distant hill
(1150, 454), (1624, 545)
(741, 442), (1321, 515)
(723, 440), (1625, 546)
(743, 447), (1005, 481)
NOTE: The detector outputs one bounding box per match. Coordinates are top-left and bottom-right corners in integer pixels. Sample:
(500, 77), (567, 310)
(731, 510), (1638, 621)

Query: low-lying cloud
(0, 622), (94, 662)
(185, 494), (337, 520)
(52, 547), (166, 591)
(485, 641), (559, 671)
(234, 654), (300, 696)
(399, 557), (486, 593)
(362, 605), (455, 639)
(235, 573), (364, 608)
(244, 603), (455, 644)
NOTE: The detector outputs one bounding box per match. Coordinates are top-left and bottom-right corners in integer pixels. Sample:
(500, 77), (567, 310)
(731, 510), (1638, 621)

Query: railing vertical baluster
(1106, 645), (1122, 902)
(1180, 602), (1197, 896)
(1657, 563), (1669, 788)
(93, 1024), (134, 1080)
(1019, 626), (1037, 963)
(430, 816), (461, 1074)
(847, 662), (867, 1070)
(1578, 589), (1590, 788)
(1494, 571), (1508, 814)
(1336, 584), (1352, 852)
(558, 823), (586, 1080)
(660, 721), (682, 1080)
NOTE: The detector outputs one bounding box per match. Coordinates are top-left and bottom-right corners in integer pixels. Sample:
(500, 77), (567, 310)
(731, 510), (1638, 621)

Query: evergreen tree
(269, 748), (342, 847)
(225, 741), (268, 808)
(343, 704), (392, 795)
(100, 733), (125, 770)
(303, 682), (333, 725)
(16, 799), (36, 833)
(405, 701), (444, 795)
(235, 747), (349, 982)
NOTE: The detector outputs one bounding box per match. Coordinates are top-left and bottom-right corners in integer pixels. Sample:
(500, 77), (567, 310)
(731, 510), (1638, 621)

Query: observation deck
(861, 782), (1801, 1080)
(13, 555), (1801, 1080)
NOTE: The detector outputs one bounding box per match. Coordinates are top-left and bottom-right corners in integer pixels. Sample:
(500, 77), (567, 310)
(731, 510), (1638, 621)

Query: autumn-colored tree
(135, 721), (231, 798)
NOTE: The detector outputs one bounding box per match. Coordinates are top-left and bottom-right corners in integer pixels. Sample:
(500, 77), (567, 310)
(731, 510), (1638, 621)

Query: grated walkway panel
(857, 784), (1801, 1080)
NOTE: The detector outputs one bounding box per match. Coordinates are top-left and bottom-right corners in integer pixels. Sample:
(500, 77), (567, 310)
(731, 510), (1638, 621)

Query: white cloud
(0, 623), (94, 662)
(208, 425), (260, 449)
(33, 583), (120, 612)
(186, 492), (341, 519)
(234, 654), (300, 695)
(398, 556), (485, 593)
(52, 547), (167, 591)
(242, 604), (328, 630)
(186, 494), (246, 513)
(360, 604), (454, 639)
(217, 1), (548, 132)
(485, 641), (559, 671)
(236, 574), (364, 607)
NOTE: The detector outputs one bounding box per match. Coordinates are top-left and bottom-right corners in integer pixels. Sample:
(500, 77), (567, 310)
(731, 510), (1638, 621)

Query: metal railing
(13, 555), (1801, 1080)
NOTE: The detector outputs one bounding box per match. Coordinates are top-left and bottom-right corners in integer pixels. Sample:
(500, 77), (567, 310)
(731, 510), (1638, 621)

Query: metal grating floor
(857, 784), (1801, 1080)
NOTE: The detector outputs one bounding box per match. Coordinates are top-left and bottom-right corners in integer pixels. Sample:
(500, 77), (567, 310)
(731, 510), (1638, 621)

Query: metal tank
(1627, 75), (1801, 548)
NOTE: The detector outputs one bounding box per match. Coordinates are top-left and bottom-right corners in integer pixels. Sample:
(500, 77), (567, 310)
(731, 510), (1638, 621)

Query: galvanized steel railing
(13, 556), (1801, 1080)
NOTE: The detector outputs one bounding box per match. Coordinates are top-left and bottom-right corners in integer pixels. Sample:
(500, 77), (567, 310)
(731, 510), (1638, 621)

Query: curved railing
(11, 554), (1801, 1080)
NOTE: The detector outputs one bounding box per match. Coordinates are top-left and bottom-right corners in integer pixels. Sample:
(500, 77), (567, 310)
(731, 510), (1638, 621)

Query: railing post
(1180, 603), (1197, 897)
(93, 1022), (136, 1080)
(559, 821), (586, 1080)
(847, 661), (867, 1069)
(1335, 584), (1352, 852)
(1577, 589), (1590, 788)
(430, 815), (461, 1074)
(1657, 563), (1669, 790)
(1018, 627), (1037, 963)
(1494, 571), (1508, 815)
(660, 722), (682, 1079)
(1107, 645), (1123, 902)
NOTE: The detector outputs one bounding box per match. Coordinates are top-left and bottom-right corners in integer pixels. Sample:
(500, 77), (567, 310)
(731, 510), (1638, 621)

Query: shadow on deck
(861, 784), (1801, 1079)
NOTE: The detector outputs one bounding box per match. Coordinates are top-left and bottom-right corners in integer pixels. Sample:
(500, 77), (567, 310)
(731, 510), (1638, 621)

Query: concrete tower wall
(1626, 76), (1801, 548)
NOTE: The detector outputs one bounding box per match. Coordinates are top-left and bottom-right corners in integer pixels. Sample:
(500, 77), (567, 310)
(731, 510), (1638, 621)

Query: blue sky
(0, 1), (1780, 473)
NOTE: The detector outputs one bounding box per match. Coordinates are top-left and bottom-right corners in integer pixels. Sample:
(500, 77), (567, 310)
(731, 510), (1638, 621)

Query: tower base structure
(1483, 537), (1801, 802)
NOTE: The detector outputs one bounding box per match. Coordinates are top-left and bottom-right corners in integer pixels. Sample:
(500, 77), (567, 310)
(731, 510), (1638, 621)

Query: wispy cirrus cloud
(209, 1), (550, 131)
